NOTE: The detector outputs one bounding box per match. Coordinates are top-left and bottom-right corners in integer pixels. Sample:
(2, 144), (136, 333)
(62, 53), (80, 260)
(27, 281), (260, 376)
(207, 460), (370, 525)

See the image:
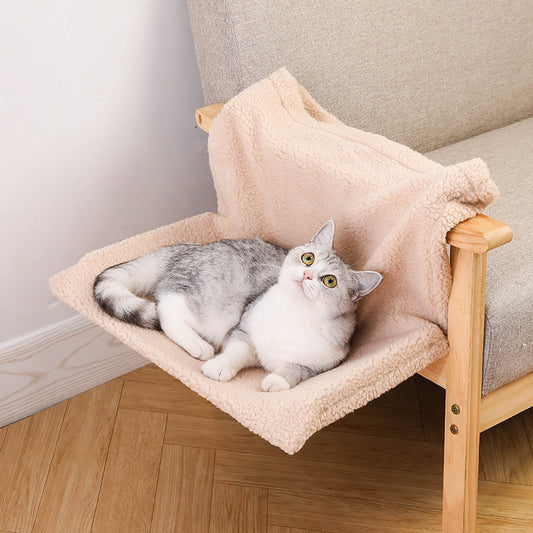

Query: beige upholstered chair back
(188, 0), (533, 152)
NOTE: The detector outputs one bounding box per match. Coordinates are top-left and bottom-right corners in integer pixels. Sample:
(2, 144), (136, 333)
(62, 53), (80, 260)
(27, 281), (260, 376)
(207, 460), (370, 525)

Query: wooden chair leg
(443, 383), (482, 532)
(442, 247), (486, 532)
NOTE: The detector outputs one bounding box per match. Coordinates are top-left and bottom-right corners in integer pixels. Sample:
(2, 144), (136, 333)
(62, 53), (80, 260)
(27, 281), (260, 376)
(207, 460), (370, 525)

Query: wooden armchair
(195, 103), (533, 532)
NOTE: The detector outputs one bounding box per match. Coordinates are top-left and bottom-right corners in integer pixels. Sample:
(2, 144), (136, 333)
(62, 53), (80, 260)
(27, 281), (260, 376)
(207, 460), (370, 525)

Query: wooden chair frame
(196, 104), (532, 532)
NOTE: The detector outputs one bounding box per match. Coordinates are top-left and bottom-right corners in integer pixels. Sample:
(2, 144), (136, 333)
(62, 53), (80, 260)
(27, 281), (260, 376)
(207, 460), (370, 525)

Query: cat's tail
(93, 253), (162, 329)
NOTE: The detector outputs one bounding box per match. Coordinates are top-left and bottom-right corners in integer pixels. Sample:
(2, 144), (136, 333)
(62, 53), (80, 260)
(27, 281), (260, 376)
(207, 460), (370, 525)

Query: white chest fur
(246, 284), (345, 373)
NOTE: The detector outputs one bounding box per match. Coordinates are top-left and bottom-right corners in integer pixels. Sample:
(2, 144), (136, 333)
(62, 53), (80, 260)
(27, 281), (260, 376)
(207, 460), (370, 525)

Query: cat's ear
(351, 271), (382, 302)
(310, 219), (335, 248)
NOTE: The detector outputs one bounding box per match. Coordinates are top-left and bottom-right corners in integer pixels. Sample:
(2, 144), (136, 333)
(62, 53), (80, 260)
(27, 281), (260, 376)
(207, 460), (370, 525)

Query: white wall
(0, 0), (216, 342)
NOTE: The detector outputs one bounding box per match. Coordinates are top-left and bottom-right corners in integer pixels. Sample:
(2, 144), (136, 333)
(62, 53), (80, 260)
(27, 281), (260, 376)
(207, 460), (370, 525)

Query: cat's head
(279, 220), (382, 310)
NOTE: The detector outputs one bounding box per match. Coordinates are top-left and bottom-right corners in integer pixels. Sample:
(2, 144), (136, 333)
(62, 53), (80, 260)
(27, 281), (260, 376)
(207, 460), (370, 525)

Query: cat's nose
(302, 270), (313, 281)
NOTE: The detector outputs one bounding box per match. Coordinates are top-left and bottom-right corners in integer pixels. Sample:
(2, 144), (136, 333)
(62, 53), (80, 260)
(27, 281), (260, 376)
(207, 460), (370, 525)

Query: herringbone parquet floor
(1, 363), (532, 532)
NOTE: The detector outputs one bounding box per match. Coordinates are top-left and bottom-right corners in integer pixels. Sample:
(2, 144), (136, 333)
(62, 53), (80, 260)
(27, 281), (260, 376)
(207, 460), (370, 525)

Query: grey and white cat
(93, 220), (382, 391)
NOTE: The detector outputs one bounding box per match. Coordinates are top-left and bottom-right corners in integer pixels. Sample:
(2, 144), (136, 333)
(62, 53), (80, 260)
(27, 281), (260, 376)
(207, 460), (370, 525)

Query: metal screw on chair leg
(451, 404), (460, 415)
(450, 424), (459, 435)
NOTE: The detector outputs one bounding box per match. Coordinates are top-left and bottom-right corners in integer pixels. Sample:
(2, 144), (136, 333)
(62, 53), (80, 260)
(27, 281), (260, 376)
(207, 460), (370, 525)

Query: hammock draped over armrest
(50, 68), (498, 454)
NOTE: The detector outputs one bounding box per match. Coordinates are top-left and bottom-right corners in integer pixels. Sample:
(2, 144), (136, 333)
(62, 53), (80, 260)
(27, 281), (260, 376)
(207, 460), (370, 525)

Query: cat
(93, 220), (382, 391)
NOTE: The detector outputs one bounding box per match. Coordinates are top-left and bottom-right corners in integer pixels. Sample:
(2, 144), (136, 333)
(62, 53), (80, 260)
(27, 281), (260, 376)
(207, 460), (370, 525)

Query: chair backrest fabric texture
(188, 0), (533, 152)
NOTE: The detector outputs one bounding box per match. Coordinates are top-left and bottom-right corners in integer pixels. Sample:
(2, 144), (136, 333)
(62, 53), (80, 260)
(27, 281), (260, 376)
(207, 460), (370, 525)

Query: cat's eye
(322, 275), (337, 288)
(301, 253), (315, 266)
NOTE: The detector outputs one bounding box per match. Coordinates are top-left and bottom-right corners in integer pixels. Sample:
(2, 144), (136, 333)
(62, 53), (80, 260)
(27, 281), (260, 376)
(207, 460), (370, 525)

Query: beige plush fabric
(50, 69), (498, 454)
(188, 0), (533, 153)
(427, 117), (533, 395)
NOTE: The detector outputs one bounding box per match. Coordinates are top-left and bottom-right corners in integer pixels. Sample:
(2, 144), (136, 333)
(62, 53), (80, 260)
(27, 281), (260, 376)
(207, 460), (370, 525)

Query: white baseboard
(0, 315), (147, 428)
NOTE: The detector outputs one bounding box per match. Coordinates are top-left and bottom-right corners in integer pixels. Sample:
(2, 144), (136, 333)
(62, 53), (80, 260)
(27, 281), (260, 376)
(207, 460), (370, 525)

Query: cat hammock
(49, 68), (498, 454)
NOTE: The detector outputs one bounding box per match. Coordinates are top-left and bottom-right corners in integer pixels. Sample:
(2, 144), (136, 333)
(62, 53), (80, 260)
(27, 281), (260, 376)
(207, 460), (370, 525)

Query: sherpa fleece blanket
(50, 68), (498, 454)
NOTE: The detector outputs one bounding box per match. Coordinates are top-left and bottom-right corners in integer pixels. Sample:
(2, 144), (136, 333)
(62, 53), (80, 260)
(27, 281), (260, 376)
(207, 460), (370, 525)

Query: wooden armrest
(196, 105), (513, 255)
(196, 103), (225, 133)
(446, 214), (512, 253)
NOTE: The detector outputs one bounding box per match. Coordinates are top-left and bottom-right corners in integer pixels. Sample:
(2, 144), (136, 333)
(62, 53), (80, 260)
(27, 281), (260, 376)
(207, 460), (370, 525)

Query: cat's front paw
(261, 373), (291, 392)
(188, 339), (215, 361)
(201, 357), (238, 382)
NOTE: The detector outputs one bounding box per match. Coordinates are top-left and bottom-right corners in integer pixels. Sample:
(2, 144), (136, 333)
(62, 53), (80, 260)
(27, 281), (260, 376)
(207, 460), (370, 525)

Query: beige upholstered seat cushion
(427, 118), (533, 395)
(188, 0), (533, 153)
